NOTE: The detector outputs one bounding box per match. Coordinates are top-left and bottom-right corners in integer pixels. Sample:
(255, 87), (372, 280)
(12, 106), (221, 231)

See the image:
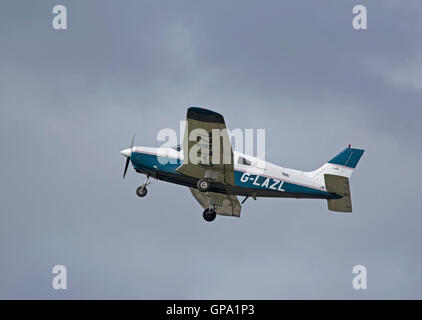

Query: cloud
(363, 55), (422, 91)
(1, 0), (422, 299)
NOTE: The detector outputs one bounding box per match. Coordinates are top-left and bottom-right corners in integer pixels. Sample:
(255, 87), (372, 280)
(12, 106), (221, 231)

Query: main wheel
(136, 186), (148, 197)
(197, 179), (211, 192)
(203, 208), (217, 222)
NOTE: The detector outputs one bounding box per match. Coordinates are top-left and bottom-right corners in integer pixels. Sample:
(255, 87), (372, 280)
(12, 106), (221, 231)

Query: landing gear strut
(203, 208), (217, 222)
(136, 174), (151, 198)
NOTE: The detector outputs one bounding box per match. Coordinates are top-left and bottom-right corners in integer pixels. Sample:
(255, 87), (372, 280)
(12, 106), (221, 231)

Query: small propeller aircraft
(121, 107), (364, 222)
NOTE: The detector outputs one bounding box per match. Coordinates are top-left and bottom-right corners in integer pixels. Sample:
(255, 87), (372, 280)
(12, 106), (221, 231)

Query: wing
(176, 107), (235, 185)
(189, 188), (241, 217)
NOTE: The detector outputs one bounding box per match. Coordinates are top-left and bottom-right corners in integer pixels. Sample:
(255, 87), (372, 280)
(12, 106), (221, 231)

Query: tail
(306, 146), (365, 213)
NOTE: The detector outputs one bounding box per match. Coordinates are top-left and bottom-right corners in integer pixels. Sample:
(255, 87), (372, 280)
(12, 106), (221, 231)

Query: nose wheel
(136, 174), (151, 198)
(203, 208), (217, 222)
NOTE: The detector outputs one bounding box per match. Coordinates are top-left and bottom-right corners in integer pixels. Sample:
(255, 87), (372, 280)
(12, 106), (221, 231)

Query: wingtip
(187, 106), (225, 124)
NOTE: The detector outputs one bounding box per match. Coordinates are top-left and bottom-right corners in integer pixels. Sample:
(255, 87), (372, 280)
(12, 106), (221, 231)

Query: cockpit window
(238, 156), (251, 166)
(171, 144), (183, 151)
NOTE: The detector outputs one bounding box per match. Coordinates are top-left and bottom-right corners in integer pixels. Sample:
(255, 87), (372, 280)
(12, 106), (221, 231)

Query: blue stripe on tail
(328, 147), (365, 169)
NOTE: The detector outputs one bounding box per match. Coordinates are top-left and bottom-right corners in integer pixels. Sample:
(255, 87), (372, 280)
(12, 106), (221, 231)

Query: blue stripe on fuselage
(131, 152), (182, 173)
(131, 152), (335, 198)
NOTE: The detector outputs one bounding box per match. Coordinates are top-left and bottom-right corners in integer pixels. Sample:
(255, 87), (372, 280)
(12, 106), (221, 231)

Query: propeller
(122, 134), (135, 178)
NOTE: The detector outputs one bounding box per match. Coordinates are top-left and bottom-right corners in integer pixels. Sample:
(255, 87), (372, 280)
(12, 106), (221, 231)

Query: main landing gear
(197, 178), (211, 192)
(136, 174), (151, 198)
(136, 186), (147, 197)
(203, 207), (217, 222)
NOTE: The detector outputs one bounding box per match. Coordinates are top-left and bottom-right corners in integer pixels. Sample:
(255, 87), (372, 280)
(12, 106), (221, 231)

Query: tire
(197, 179), (211, 192)
(136, 186), (148, 197)
(203, 208), (217, 222)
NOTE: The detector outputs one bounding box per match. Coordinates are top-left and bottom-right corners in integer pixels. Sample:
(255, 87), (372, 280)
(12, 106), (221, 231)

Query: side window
(238, 156), (251, 166)
(172, 144), (182, 151)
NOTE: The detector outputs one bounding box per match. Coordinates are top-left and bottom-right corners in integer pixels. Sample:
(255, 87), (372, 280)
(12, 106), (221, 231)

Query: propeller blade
(122, 134), (135, 179)
(123, 157), (130, 178)
(130, 134), (135, 149)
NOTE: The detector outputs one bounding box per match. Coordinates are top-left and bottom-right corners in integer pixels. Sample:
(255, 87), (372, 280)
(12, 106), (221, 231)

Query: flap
(189, 188), (241, 217)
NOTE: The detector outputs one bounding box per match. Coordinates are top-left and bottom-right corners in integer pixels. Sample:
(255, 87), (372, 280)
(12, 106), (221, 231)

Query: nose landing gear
(136, 174), (151, 198)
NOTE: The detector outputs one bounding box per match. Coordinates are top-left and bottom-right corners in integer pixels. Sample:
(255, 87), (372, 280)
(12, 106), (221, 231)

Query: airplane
(121, 107), (365, 222)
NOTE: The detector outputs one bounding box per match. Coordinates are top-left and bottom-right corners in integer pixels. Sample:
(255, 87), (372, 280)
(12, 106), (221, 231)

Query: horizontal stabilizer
(325, 174), (352, 213)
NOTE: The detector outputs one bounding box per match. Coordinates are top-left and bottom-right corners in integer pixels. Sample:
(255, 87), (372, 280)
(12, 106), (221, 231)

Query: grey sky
(1, 0), (421, 299)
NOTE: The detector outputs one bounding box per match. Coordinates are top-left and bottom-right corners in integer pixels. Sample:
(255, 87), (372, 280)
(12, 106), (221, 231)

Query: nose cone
(120, 148), (132, 158)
